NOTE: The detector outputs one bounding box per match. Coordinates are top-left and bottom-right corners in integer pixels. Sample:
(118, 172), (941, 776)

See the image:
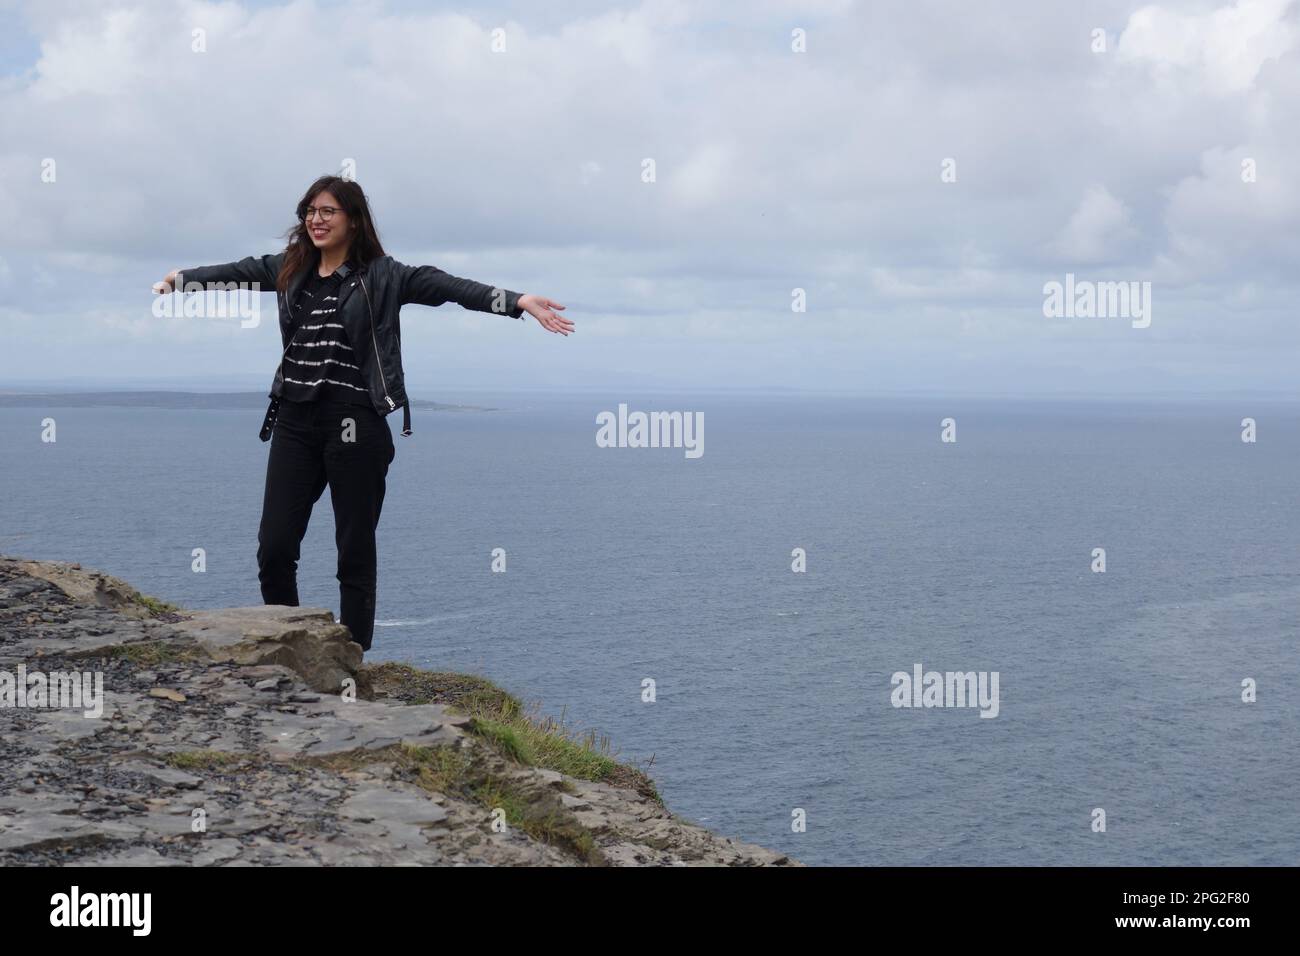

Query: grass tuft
(362, 662), (659, 802)
(397, 743), (604, 864)
(165, 750), (250, 771)
(131, 590), (181, 615)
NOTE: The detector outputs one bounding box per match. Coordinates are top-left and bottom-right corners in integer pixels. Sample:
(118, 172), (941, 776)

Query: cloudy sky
(1, 0), (1297, 396)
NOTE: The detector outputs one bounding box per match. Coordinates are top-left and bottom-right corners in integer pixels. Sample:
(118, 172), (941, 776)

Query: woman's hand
(153, 269), (180, 294)
(518, 294), (574, 336)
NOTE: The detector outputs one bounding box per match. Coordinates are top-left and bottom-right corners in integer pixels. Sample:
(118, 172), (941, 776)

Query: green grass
(471, 774), (598, 860)
(362, 663), (660, 802)
(165, 750), (251, 771)
(470, 714), (621, 783)
(399, 742), (470, 794)
(396, 743), (602, 863)
(131, 590), (181, 615)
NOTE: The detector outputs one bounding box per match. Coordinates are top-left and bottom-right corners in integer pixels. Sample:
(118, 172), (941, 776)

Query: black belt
(259, 396), (280, 442)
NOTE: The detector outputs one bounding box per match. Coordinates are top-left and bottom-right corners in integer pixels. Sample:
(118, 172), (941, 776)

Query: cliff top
(0, 555), (794, 867)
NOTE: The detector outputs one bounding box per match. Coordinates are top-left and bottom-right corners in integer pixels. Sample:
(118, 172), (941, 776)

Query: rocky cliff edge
(0, 556), (796, 867)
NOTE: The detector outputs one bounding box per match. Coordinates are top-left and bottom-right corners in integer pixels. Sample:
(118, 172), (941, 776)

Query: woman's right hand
(153, 269), (180, 294)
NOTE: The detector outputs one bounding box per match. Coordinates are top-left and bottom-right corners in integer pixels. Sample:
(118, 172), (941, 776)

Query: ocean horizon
(3, 389), (1297, 866)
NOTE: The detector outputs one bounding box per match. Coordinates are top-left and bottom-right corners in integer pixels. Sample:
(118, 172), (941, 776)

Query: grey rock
(339, 788), (448, 827)
(0, 555), (797, 868)
(172, 606), (361, 693)
(115, 761), (203, 790)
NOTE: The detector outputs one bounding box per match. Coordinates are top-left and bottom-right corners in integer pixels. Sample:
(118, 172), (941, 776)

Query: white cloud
(1051, 185), (1139, 263)
(1118, 0), (1298, 94)
(1, 0), (1298, 394)
(666, 142), (737, 208)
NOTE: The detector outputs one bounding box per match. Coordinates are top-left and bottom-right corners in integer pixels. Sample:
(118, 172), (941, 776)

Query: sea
(2, 390), (1297, 866)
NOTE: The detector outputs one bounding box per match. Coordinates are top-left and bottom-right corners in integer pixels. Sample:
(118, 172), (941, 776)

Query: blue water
(2, 393), (1297, 866)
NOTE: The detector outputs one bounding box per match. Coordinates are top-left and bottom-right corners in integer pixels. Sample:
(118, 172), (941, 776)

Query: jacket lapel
(283, 265), (310, 337)
(289, 262), (313, 302)
(333, 261), (365, 313)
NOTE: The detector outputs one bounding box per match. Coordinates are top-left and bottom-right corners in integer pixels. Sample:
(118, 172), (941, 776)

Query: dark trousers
(256, 397), (395, 651)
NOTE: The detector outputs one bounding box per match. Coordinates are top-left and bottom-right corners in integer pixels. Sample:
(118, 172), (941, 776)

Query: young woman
(154, 175), (573, 653)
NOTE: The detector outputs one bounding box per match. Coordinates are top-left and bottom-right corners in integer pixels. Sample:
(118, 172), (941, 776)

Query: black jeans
(256, 397), (395, 651)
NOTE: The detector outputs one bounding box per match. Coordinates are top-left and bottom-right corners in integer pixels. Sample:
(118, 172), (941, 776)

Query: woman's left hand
(518, 294), (574, 336)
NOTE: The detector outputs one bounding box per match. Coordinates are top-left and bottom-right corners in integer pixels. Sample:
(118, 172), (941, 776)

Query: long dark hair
(276, 175), (386, 291)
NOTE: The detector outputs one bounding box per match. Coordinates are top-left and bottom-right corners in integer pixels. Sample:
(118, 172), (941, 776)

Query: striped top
(280, 265), (371, 406)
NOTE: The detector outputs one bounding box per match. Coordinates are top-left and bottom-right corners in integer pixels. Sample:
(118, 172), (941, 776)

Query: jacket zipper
(256, 288), (299, 439)
(359, 275), (396, 410)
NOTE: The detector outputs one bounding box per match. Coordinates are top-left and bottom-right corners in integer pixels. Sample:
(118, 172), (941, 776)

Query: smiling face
(303, 189), (353, 258)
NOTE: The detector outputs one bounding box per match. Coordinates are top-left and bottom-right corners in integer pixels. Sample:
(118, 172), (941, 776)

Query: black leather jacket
(178, 253), (525, 440)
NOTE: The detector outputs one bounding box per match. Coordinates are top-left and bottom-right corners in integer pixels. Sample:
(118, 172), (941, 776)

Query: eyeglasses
(303, 205), (341, 222)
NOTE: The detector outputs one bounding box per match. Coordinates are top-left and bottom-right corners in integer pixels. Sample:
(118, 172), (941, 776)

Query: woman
(154, 175), (573, 653)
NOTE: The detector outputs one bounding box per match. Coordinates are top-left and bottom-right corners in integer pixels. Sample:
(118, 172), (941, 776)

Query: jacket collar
(335, 259), (366, 311)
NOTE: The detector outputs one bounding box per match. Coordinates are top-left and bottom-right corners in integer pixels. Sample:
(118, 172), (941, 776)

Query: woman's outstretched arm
(396, 260), (573, 335)
(153, 254), (283, 293)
